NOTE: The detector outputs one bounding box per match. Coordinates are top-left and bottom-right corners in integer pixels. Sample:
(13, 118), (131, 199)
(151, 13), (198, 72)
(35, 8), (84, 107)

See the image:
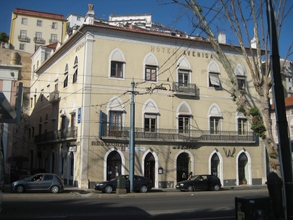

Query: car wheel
(16, 185), (25, 193)
(51, 185), (60, 193)
(187, 185), (194, 192)
(213, 184), (220, 191)
(104, 185), (113, 193)
(140, 185), (148, 193)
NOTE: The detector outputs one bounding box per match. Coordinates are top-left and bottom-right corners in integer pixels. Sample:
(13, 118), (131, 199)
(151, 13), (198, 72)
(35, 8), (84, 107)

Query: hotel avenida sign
(151, 46), (213, 59)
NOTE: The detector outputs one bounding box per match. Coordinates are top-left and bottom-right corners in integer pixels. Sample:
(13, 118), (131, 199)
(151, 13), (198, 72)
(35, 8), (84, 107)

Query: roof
(14, 8), (67, 21)
(271, 95), (293, 110)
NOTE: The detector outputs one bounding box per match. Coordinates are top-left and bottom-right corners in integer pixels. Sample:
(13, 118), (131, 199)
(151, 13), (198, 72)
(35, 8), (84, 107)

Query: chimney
(218, 32), (226, 44)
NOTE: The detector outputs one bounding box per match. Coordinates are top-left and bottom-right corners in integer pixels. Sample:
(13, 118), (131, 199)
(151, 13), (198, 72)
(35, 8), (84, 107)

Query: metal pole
(266, 0), (293, 219)
(129, 79), (135, 192)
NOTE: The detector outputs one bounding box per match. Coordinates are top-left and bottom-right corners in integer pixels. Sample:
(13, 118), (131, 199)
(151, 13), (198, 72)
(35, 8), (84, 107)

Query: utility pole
(266, 0), (293, 219)
(129, 79), (136, 192)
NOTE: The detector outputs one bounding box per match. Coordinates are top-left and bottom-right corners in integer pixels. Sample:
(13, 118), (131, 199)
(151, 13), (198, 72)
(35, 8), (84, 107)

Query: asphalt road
(1, 187), (269, 220)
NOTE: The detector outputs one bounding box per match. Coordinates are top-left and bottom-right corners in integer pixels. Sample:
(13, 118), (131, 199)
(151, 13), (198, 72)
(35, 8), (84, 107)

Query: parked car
(95, 175), (152, 193)
(176, 174), (222, 192)
(11, 173), (64, 193)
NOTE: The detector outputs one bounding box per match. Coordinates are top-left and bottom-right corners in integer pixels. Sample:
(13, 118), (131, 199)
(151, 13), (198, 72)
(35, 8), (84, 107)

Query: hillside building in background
(9, 8), (67, 54)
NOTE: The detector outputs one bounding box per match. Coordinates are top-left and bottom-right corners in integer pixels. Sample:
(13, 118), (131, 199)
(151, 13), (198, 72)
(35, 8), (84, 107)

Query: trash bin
(266, 172), (284, 219)
(235, 196), (275, 220)
(117, 176), (126, 189)
(116, 176), (127, 194)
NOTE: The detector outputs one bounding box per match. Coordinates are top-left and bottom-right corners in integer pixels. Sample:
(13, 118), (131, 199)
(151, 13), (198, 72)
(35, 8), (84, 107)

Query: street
(0, 187), (269, 219)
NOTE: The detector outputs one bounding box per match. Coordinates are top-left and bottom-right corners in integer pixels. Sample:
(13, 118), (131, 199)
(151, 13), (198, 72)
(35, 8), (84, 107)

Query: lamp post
(129, 79), (136, 192)
(266, 0), (293, 218)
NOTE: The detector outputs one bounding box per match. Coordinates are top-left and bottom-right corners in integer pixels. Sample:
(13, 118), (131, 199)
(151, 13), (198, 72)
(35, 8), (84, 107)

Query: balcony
(49, 39), (58, 44)
(34, 37), (46, 44)
(18, 36), (30, 43)
(34, 127), (77, 144)
(100, 126), (256, 145)
(173, 82), (200, 97)
(49, 90), (59, 102)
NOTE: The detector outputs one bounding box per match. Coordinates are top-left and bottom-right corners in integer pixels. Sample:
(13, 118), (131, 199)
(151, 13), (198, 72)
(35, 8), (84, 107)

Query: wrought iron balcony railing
(33, 37), (46, 44)
(173, 82), (200, 97)
(34, 127), (77, 144)
(18, 36), (30, 43)
(100, 126), (256, 144)
(49, 39), (58, 44)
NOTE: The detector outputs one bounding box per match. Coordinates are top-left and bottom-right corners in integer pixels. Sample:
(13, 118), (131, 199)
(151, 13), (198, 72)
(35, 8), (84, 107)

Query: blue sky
(0, 0), (292, 60)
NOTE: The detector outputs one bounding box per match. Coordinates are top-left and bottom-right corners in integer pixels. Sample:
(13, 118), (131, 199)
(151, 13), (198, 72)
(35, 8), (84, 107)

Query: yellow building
(28, 6), (266, 189)
(9, 8), (67, 54)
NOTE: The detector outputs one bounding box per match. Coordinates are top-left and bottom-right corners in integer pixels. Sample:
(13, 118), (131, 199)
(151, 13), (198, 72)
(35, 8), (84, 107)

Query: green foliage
(0, 32), (9, 43)
(250, 107), (266, 139)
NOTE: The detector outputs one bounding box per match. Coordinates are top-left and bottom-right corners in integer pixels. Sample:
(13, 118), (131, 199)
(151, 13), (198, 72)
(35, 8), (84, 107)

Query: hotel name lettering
(151, 46), (213, 59)
(92, 141), (198, 150)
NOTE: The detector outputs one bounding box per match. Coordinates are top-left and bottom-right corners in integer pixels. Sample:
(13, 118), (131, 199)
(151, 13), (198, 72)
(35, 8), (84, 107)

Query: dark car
(10, 169), (31, 182)
(95, 175), (152, 193)
(11, 173), (64, 193)
(176, 174), (222, 192)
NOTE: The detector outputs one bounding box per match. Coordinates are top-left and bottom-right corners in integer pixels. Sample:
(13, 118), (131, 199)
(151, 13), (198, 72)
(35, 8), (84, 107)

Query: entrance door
(177, 153), (190, 182)
(144, 153), (155, 187)
(107, 151), (122, 180)
(238, 153), (248, 184)
(211, 153), (219, 177)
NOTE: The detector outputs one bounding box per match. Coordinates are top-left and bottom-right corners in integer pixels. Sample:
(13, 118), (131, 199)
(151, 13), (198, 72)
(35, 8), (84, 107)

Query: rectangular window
(19, 44), (25, 50)
(37, 20), (42, 27)
(237, 76), (246, 91)
(145, 66), (157, 81)
(20, 30), (27, 39)
(71, 113), (76, 127)
(77, 16), (81, 21)
(111, 61), (123, 78)
(52, 22), (57, 29)
(178, 115), (190, 133)
(290, 109), (293, 115)
(50, 34), (57, 43)
(209, 72), (221, 88)
(144, 114), (157, 132)
(210, 117), (221, 134)
(238, 118), (247, 135)
(178, 69), (189, 86)
(21, 18), (27, 25)
(35, 32), (42, 40)
(109, 111), (122, 136)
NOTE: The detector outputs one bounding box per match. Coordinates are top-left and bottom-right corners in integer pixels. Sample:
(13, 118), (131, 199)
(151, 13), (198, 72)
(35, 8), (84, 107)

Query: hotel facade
(28, 7), (267, 189)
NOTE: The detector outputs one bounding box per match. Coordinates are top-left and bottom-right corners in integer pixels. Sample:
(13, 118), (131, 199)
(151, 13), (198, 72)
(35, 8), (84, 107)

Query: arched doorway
(238, 152), (248, 184)
(144, 152), (155, 187)
(177, 152), (190, 182)
(107, 151), (122, 180)
(211, 153), (219, 177)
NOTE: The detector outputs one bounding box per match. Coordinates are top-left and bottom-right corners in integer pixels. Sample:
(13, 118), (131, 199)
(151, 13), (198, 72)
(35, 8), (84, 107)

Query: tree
(162, 0), (293, 175)
(0, 32), (9, 43)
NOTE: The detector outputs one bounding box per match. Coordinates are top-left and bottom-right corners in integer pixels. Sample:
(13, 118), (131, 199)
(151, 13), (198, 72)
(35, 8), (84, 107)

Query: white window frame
(21, 18), (27, 25)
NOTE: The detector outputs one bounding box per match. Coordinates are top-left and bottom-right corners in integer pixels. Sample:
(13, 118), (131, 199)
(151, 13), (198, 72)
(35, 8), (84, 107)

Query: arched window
(143, 99), (159, 133)
(177, 102), (192, 134)
(108, 97), (125, 136)
(144, 53), (158, 82)
(208, 104), (222, 134)
(109, 49), (125, 79)
(235, 65), (246, 91)
(73, 56), (78, 83)
(64, 63), (68, 88)
(208, 61), (221, 89)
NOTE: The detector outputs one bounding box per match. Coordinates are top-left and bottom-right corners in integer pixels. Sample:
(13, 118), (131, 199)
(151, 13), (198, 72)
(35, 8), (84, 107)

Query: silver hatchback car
(11, 173), (64, 193)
